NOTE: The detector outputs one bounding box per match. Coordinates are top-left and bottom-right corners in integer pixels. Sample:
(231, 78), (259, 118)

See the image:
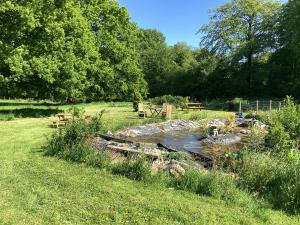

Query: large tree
(0, 0), (146, 101)
(200, 0), (282, 93)
(136, 29), (175, 97)
(267, 0), (300, 97)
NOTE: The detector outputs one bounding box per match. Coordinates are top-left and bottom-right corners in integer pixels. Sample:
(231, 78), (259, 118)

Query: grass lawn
(0, 100), (299, 224)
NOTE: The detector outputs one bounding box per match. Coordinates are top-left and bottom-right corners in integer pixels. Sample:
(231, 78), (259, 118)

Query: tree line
(0, 0), (299, 102)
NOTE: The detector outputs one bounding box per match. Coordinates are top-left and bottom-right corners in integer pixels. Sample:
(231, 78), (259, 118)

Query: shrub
(220, 112), (236, 134)
(227, 98), (248, 111)
(247, 126), (267, 149)
(149, 95), (189, 109)
(266, 96), (300, 153)
(188, 112), (207, 121)
(236, 151), (279, 194)
(44, 111), (106, 159)
(162, 151), (191, 161)
(85, 150), (112, 169)
(268, 158), (300, 214)
(173, 169), (251, 206)
(232, 149), (300, 214)
(112, 156), (152, 181)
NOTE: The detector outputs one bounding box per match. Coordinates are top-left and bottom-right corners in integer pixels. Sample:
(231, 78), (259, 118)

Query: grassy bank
(0, 100), (299, 224)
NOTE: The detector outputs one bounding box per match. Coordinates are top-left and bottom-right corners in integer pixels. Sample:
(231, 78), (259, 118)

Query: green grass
(0, 100), (299, 224)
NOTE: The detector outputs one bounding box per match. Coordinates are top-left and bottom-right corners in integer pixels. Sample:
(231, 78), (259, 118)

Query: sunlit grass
(0, 100), (299, 224)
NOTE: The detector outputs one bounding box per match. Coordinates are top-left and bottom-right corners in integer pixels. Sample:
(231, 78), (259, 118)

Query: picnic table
(52, 113), (91, 128)
(149, 106), (163, 117)
(187, 102), (206, 110)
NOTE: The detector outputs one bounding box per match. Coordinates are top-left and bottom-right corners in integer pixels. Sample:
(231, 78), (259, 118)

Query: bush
(149, 95), (188, 109)
(236, 151), (279, 194)
(112, 156), (152, 181)
(44, 111), (106, 159)
(173, 169), (251, 205)
(268, 158), (300, 214)
(266, 96), (300, 153)
(231, 149), (300, 214)
(227, 98), (248, 111)
(219, 112), (236, 134)
(162, 151), (191, 161)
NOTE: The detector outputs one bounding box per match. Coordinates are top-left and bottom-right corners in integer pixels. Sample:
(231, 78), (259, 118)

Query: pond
(129, 129), (243, 158)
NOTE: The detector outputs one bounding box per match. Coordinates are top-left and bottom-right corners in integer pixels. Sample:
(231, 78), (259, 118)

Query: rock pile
(115, 120), (201, 138)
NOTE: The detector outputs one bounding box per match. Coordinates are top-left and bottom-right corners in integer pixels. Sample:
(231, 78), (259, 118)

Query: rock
(164, 160), (186, 177)
(151, 158), (164, 174)
(169, 164), (186, 178)
(201, 134), (241, 145)
(240, 129), (252, 135)
(115, 120), (201, 138)
(90, 136), (108, 149)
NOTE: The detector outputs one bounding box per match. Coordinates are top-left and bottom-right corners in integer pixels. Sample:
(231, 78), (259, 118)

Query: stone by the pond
(164, 160), (186, 177)
(201, 134), (241, 145)
(240, 129), (252, 135)
(115, 120), (201, 138)
(90, 136), (108, 149)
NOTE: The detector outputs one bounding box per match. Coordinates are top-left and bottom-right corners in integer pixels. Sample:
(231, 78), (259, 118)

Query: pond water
(130, 130), (204, 154)
(128, 129), (245, 158)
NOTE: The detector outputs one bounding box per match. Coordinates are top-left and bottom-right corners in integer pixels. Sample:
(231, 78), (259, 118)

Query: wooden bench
(52, 113), (92, 128)
(138, 103), (147, 118)
(187, 103), (206, 110)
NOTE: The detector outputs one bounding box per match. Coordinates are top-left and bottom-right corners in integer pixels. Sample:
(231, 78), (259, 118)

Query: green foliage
(112, 156), (152, 181)
(227, 149), (300, 214)
(200, 0), (281, 92)
(173, 169), (254, 207)
(149, 95), (188, 108)
(267, 97), (300, 153)
(162, 152), (191, 161)
(0, 0), (147, 101)
(2, 100), (300, 223)
(237, 151), (279, 194)
(268, 158), (300, 214)
(44, 111), (105, 157)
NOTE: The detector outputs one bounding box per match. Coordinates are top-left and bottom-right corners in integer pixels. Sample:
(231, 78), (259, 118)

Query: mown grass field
(0, 100), (299, 224)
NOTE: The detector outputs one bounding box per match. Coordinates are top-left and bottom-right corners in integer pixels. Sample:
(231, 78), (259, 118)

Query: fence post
(269, 100), (272, 111)
(239, 101), (242, 114)
(256, 100), (259, 113)
(279, 102), (281, 111)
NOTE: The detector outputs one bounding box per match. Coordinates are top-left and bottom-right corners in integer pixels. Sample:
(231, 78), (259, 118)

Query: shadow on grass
(0, 108), (63, 118)
(0, 102), (60, 107)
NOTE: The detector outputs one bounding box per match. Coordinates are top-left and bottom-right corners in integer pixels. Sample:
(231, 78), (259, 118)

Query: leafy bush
(227, 98), (248, 111)
(236, 151), (279, 194)
(149, 95), (189, 109)
(44, 111), (106, 160)
(162, 151), (191, 161)
(173, 169), (251, 205)
(267, 96), (300, 153)
(112, 156), (152, 181)
(247, 126), (267, 148)
(220, 112), (236, 134)
(229, 149), (300, 214)
(188, 112), (207, 121)
(268, 158), (300, 214)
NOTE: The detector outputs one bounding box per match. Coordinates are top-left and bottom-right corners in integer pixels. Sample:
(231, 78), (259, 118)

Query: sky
(118, 0), (287, 48)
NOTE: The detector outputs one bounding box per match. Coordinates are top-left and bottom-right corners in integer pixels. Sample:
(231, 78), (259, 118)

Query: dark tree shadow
(0, 108), (63, 118)
(0, 102), (60, 107)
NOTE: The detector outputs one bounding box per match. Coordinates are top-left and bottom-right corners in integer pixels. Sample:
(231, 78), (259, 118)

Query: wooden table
(149, 107), (163, 117)
(187, 103), (205, 110)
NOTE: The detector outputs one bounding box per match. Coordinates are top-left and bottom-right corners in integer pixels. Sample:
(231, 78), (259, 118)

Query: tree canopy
(0, 0), (147, 101)
(200, 0), (281, 92)
(0, 0), (299, 101)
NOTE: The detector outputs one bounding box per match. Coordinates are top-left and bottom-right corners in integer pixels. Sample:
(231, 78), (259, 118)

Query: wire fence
(239, 100), (283, 112)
